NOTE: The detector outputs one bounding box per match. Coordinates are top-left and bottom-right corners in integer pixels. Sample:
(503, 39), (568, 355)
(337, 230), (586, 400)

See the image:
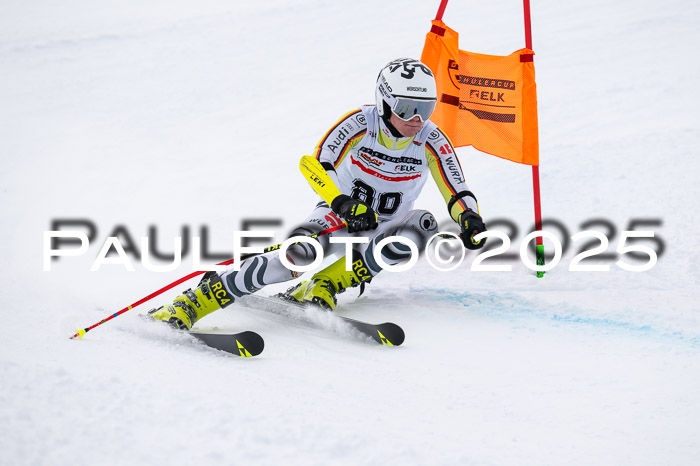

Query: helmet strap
(381, 102), (405, 138)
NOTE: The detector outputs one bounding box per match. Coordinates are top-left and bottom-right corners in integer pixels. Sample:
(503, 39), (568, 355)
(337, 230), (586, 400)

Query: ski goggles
(390, 96), (437, 122)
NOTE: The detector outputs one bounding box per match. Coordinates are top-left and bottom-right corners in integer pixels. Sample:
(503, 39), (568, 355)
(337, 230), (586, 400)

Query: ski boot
(148, 272), (235, 330)
(282, 253), (372, 310)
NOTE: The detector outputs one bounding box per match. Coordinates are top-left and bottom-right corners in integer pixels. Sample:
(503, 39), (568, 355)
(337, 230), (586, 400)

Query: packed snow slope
(1, 0), (699, 465)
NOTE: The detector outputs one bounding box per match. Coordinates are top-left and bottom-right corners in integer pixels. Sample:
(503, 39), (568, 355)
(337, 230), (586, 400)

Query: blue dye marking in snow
(410, 288), (700, 348)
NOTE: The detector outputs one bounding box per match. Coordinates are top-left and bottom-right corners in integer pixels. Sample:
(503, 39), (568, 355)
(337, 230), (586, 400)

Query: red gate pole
(523, 0), (545, 277)
(434, 0), (449, 20)
(432, 0), (544, 275)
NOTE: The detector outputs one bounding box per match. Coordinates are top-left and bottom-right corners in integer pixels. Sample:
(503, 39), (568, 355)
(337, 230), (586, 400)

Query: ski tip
(377, 324), (405, 347)
(70, 329), (87, 340)
(189, 330), (265, 357)
(238, 331), (265, 357)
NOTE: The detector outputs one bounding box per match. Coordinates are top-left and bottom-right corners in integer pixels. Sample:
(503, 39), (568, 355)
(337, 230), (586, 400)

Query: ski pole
(70, 223), (347, 340)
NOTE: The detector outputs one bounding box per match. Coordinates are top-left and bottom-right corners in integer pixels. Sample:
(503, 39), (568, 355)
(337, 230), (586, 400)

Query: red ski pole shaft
(70, 223), (347, 339)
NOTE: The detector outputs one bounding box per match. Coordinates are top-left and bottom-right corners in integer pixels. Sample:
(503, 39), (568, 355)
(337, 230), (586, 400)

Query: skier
(149, 58), (487, 330)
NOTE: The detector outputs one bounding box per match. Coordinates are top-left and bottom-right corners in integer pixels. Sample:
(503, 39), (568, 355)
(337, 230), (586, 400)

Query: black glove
(331, 194), (378, 233)
(458, 209), (487, 250)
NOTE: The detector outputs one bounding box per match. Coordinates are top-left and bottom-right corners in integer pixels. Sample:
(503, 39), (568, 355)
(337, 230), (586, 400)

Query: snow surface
(2, 0), (700, 464)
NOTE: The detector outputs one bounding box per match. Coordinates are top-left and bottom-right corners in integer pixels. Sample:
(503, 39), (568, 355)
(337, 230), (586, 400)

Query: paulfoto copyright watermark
(43, 218), (664, 274)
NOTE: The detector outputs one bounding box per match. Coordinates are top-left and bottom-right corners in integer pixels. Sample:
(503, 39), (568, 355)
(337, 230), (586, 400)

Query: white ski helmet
(375, 58), (438, 122)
